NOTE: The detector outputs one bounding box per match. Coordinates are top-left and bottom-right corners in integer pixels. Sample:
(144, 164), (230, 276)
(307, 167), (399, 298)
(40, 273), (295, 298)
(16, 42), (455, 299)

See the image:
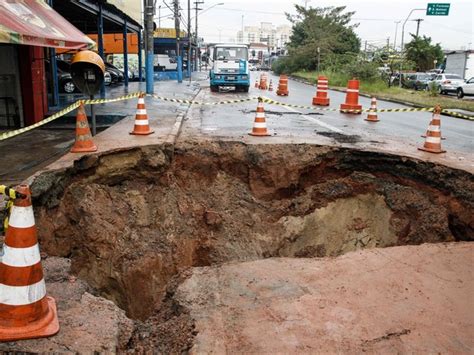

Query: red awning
(0, 0), (95, 49)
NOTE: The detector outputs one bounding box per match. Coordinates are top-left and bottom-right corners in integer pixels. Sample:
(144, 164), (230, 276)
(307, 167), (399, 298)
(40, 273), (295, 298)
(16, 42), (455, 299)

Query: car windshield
(416, 74), (430, 80)
(215, 47), (248, 61)
(446, 74), (462, 80)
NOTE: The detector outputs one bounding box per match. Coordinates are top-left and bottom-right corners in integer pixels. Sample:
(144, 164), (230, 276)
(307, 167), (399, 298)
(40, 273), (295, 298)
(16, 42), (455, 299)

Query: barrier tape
(0, 185), (25, 234)
(0, 90), (471, 143)
(0, 185), (26, 199)
(0, 101), (81, 142)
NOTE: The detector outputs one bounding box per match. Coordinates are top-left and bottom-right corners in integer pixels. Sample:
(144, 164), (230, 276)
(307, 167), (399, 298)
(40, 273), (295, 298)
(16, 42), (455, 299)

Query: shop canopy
(0, 0), (95, 49)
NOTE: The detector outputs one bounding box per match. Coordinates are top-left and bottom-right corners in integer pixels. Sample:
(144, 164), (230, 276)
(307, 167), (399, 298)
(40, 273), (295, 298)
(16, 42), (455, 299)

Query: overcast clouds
(157, 0), (473, 50)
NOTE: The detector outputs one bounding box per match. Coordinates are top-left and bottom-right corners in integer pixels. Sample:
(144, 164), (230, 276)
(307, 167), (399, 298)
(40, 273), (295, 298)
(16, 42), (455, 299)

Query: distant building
(444, 50), (474, 79)
(236, 23), (292, 50)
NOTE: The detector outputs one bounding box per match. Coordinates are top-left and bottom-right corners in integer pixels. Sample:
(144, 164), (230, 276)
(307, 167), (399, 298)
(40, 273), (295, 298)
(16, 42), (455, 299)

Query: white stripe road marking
(426, 136), (441, 143)
(0, 279), (46, 306)
(1, 244), (41, 267)
(134, 120), (150, 126)
(136, 109), (147, 115)
(253, 122), (267, 128)
(282, 105), (344, 134)
(8, 205), (35, 228)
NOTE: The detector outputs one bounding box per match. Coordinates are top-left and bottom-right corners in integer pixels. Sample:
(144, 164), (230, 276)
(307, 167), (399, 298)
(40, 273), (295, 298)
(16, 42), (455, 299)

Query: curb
(289, 75), (474, 120)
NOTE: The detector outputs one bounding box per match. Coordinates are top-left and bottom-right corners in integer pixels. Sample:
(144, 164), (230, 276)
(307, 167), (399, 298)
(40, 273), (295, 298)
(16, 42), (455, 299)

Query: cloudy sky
(156, 0), (473, 50)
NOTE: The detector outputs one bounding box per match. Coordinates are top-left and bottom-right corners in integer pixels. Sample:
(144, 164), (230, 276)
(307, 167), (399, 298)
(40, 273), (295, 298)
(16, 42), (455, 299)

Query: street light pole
(194, 0), (204, 71)
(145, 0), (155, 94)
(399, 8), (426, 87)
(393, 20), (401, 51)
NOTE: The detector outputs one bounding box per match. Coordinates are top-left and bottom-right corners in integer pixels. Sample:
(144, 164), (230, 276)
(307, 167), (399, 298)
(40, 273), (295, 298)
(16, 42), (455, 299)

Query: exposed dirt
(19, 141), (474, 352)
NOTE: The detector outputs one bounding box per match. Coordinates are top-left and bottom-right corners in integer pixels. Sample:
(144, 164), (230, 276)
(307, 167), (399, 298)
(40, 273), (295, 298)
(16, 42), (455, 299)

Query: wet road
(182, 71), (473, 159)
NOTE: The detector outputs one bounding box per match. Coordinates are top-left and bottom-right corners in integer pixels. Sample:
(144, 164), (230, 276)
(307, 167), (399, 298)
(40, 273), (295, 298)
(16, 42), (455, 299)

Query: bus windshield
(214, 47), (248, 61)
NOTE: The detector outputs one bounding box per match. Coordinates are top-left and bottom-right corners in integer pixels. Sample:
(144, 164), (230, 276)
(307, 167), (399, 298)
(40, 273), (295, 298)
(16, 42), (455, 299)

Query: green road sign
(426, 3), (450, 16)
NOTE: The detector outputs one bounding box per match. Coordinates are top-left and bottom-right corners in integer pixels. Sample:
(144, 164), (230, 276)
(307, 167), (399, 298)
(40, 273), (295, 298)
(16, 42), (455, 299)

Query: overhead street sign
(426, 3), (450, 16)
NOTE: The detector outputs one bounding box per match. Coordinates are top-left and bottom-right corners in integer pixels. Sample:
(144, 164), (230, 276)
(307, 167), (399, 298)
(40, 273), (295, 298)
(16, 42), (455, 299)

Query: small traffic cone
(418, 105), (446, 153)
(340, 78), (362, 114)
(249, 98), (271, 136)
(268, 79), (273, 91)
(312, 75), (330, 106)
(130, 94), (154, 135)
(70, 103), (97, 153)
(0, 185), (59, 341)
(254, 77), (259, 88)
(365, 97), (379, 122)
(276, 75), (289, 96)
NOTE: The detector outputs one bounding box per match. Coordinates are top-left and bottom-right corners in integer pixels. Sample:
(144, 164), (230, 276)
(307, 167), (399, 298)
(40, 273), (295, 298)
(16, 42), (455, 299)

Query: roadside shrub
(343, 61), (379, 81)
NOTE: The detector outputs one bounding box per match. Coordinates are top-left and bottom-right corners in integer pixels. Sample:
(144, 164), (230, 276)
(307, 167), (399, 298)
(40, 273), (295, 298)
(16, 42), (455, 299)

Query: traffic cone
(249, 98), (271, 136)
(70, 103), (97, 153)
(340, 78), (362, 114)
(0, 185), (59, 341)
(268, 79), (273, 91)
(254, 77), (259, 88)
(418, 105), (446, 154)
(312, 75), (330, 106)
(365, 97), (379, 122)
(259, 74), (268, 90)
(276, 75), (289, 96)
(130, 94), (154, 135)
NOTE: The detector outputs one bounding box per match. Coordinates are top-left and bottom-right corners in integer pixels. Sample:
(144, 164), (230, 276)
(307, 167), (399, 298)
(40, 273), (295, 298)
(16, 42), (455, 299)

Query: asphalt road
(182, 71), (473, 156)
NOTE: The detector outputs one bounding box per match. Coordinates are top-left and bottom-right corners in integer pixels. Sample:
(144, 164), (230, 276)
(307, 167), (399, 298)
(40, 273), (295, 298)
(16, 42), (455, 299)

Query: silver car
(429, 73), (465, 95)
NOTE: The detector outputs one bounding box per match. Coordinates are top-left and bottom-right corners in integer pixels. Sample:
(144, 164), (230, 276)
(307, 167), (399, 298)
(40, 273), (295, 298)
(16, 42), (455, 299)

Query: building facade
(236, 23), (291, 50)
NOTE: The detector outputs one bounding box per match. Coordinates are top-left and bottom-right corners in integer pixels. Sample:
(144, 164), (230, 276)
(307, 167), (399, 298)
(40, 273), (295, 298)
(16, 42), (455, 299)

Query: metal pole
(158, 5), (161, 28)
(98, 3), (105, 97)
(123, 17), (129, 87)
(48, 0), (59, 107)
(393, 21), (401, 51)
(187, 0), (191, 81)
(399, 8), (425, 87)
(195, 1), (199, 71)
(138, 29), (143, 82)
(175, 0), (182, 83)
(90, 95), (96, 136)
(145, 0), (154, 93)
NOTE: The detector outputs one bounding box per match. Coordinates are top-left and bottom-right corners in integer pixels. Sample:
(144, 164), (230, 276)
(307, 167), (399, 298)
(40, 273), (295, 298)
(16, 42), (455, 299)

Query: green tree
(405, 34), (444, 72)
(283, 5), (361, 72)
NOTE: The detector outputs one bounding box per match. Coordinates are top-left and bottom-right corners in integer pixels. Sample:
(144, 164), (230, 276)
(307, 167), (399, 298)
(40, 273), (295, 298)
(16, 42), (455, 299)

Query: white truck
(207, 43), (250, 92)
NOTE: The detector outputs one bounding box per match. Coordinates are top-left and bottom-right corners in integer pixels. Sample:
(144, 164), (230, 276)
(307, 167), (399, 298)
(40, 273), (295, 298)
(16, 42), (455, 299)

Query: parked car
(402, 72), (432, 90)
(154, 54), (177, 71)
(456, 77), (474, 98)
(45, 59), (77, 93)
(428, 73), (465, 94)
(105, 62), (124, 83)
(104, 71), (112, 86)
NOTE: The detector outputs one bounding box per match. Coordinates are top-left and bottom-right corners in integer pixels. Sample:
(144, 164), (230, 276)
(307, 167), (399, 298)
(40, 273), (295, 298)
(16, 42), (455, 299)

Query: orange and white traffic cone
(268, 79), (273, 91)
(0, 185), (59, 341)
(418, 105), (446, 153)
(249, 98), (271, 136)
(259, 74), (268, 90)
(130, 94), (154, 135)
(276, 75), (289, 96)
(340, 78), (362, 114)
(312, 75), (330, 106)
(365, 97), (379, 122)
(70, 103), (97, 153)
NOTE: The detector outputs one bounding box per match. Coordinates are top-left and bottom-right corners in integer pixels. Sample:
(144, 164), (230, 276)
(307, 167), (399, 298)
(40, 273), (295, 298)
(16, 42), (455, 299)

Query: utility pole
(187, 0), (191, 81)
(194, 0), (204, 71)
(393, 20), (401, 51)
(145, 0), (154, 94)
(386, 37), (390, 50)
(158, 5), (161, 28)
(174, 0), (183, 83)
(413, 18), (424, 37)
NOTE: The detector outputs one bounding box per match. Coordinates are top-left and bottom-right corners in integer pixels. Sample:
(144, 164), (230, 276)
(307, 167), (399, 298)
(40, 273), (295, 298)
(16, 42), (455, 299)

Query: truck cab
(208, 44), (250, 92)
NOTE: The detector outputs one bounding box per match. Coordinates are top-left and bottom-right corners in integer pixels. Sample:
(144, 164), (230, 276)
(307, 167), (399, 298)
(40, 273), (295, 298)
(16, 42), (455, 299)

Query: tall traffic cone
(418, 105), (446, 153)
(249, 98), (271, 136)
(276, 75), (289, 96)
(130, 94), (154, 135)
(365, 97), (379, 122)
(259, 74), (268, 90)
(312, 75), (330, 106)
(340, 78), (362, 114)
(268, 79), (273, 91)
(0, 185), (59, 341)
(70, 103), (97, 153)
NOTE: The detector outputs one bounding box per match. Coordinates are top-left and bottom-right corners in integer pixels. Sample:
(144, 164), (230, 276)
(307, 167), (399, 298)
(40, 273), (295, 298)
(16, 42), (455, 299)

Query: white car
(456, 77), (474, 99)
(430, 73), (465, 94)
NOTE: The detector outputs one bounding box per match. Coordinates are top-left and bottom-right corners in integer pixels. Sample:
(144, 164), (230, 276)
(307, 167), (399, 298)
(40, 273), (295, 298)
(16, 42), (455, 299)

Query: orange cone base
(70, 143), (98, 153)
(130, 129), (154, 135)
(0, 297), (59, 342)
(276, 91), (288, 96)
(312, 97), (330, 106)
(340, 103), (362, 114)
(365, 115), (379, 122)
(418, 147), (446, 154)
(248, 132), (271, 137)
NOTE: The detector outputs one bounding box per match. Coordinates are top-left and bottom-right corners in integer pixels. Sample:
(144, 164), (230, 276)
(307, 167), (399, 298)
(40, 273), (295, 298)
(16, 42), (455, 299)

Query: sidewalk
(0, 75), (205, 185)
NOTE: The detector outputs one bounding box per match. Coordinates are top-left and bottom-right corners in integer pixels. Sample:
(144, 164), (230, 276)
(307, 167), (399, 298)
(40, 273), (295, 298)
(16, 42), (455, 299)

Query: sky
(156, 0), (473, 50)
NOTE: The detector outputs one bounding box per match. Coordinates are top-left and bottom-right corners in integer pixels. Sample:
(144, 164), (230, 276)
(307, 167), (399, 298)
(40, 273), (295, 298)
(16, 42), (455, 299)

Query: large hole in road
(31, 142), (473, 322)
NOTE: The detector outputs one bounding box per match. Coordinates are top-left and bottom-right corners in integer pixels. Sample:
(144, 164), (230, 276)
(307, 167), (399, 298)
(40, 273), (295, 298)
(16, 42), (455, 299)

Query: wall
(0, 44), (24, 127)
